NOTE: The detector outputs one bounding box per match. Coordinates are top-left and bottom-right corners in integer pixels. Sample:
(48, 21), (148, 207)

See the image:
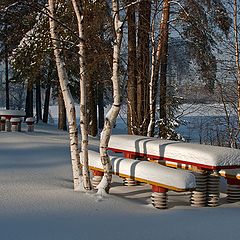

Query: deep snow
(0, 123), (240, 240)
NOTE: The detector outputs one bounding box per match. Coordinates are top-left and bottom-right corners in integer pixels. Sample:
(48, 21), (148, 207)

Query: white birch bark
(147, 14), (156, 137)
(234, 0), (240, 144)
(97, 0), (123, 194)
(71, 0), (91, 190)
(48, 0), (82, 190)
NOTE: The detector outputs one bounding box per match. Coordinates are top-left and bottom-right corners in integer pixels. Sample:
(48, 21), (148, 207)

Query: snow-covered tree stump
(207, 172), (220, 207)
(92, 170), (104, 190)
(0, 117), (6, 131)
(26, 117), (35, 132)
(10, 118), (21, 132)
(191, 171), (208, 207)
(151, 185), (168, 209)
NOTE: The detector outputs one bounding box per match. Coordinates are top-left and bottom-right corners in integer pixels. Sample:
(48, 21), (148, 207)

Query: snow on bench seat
(87, 150), (196, 192)
(108, 134), (240, 170)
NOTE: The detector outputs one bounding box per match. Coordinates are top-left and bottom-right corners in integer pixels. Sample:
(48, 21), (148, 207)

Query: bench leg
(123, 178), (138, 186)
(6, 119), (11, 132)
(92, 170), (104, 190)
(227, 179), (240, 203)
(207, 173), (220, 207)
(151, 185), (168, 209)
(11, 123), (19, 132)
(191, 172), (208, 207)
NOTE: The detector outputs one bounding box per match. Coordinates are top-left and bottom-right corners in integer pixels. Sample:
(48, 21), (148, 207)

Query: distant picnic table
(0, 109), (26, 132)
(0, 109), (26, 119)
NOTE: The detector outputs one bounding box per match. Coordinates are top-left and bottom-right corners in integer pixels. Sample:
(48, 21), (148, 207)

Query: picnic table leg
(123, 152), (138, 186)
(207, 171), (220, 207)
(191, 171), (208, 207)
(0, 117), (6, 131)
(151, 185), (168, 209)
(227, 179), (240, 203)
(6, 117), (11, 132)
(92, 170), (104, 190)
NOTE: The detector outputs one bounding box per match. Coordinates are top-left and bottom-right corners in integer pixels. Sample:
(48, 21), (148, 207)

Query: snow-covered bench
(87, 150), (196, 209)
(108, 134), (240, 207)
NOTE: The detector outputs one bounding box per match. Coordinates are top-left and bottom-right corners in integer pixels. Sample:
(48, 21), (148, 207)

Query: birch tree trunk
(48, 0), (82, 190)
(71, 0), (91, 190)
(234, 0), (240, 142)
(147, 11), (156, 137)
(98, 0), (123, 194)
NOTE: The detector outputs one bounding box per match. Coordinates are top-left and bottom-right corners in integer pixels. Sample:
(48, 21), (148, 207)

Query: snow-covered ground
(1, 123), (240, 240)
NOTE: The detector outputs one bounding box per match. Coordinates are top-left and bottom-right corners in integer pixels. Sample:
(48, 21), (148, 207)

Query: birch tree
(48, 0), (82, 190)
(71, 0), (91, 190)
(234, 0), (240, 139)
(98, 0), (123, 194)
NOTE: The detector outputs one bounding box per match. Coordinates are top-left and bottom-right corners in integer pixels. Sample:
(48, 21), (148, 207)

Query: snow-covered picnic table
(108, 134), (240, 207)
(0, 109), (26, 132)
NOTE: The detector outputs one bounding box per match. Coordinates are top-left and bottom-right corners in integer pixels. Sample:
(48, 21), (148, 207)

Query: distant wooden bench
(87, 150), (196, 209)
(108, 134), (240, 207)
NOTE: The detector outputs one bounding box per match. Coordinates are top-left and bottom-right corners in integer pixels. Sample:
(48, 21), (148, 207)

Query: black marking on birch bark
(101, 156), (109, 165)
(113, 104), (121, 107)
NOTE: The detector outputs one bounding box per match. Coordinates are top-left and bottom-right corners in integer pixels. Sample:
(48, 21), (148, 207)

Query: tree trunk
(98, 81), (104, 131)
(136, 0), (151, 135)
(147, 11), (157, 137)
(48, 0), (82, 191)
(43, 82), (51, 123)
(98, 0), (123, 194)
(87, 75), (98, 136)
(159, 0), (170, 138)
(25, 80), (33, 118)
(36, 78), (42, 123)
(234, 0), (240, 145)
(5, 45), (9, 110)
(127, 0), (137, 135)
(71, 0), (91, 190)
(58, 88), (67, 131)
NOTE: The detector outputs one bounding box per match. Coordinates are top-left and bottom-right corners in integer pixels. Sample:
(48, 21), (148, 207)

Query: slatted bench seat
(108, 134), (240, 207)
(87, 150), (196, 209)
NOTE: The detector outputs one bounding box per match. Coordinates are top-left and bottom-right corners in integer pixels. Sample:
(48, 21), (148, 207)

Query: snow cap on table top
(108, 134), (240, 167)
(85, 150), (196, 190)
(0, 109), (26, 117)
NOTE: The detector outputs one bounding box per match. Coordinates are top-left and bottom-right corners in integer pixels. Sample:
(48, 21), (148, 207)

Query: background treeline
(1, 0), (240, 144)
